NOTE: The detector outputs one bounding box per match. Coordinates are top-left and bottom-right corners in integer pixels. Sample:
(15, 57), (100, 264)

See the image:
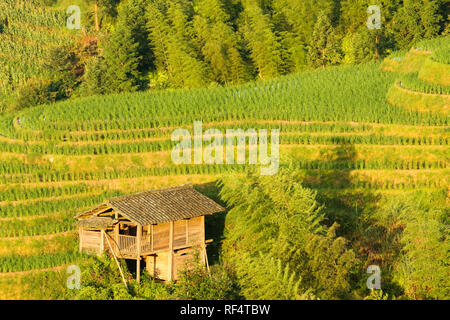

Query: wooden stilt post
(137, 225), (142, 283)
(114, 223), (119, 253)
(168, 221), (174, 282)
(200, 216), (206, 267)
(204, 245), (210, 274)
(151, 224), (154, 252)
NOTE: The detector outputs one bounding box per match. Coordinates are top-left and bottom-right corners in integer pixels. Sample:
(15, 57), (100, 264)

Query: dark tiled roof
(76, 216), (114, 228)
(106, 184), (225, 225)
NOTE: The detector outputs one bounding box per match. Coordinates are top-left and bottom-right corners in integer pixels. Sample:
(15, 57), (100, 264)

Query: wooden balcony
(105, 229), (203, 259)
(79, 216), (209, 282)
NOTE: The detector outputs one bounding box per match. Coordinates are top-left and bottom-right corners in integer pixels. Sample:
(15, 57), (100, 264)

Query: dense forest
(5, 0), (449, 112)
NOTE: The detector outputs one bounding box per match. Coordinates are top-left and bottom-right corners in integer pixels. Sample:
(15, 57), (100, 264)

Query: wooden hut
(75, 184), (225, 282)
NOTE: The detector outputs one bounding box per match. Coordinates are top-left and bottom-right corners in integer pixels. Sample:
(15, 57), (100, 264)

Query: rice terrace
(0, 0), (448, 303)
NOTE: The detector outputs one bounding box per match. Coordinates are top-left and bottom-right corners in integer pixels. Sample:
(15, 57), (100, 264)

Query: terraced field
(383, 36), (450, 115)
(0, 35), (448, 298)
(0, 0), (76, 112)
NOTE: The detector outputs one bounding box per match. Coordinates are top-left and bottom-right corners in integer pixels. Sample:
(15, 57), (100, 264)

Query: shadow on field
(303, 142), (380, 238)
(302, 142), (405, 295)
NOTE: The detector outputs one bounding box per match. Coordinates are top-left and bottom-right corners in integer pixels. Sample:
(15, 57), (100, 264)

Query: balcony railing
(106, 232), (202, 257)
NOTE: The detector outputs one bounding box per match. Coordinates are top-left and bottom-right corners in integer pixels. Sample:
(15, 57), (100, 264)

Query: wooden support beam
(114, 224), (119, 251)
(201, 216), (205, 243)
(104, 233), (128, 290)
(151, 224), (154, 252)
(168, 221), (174, 282)
(200, 216), (206, 265)
(99, 229), (105, 254)
(136, 225), (142, 283)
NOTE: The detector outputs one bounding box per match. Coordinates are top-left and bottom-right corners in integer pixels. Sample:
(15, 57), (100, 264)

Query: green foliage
(76, 57), (109, 96)
(0, 0), (75, 112)
(69, 255), (238, 300)
(308, 11), (341, 68)
(174, 257), (240, 300)
(14, 79), (57, 111)
(71, 255), (134, 300)
(342, 27), (385, 64)
(393, 195), (449, 300)
(45, 44), (82, 98)
(2, 0), (449, 110)
(230, 251), (316, 300)
(146, 0), (210, 88)
(364, 290), (390, 300)
(431, 40), (450, 64)
(304, 224), (358, 299)
(390, 0), (443, 49)
(219, 168), (358, 299)
(103, 3), (143, 93)
(0, 2), (448, 300)
(240, 0), (286, 79)
(192, 0), (250, 84)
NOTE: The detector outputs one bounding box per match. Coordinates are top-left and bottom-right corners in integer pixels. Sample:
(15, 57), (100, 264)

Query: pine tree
(240, 0), (286, 79)
(342, 27), (386, 64)
(77, 56), (109, 96)
(307, 11), (342, 68)
(192, 0), (250, 84)
(271, 0), (337, 71)
(390, 0), (443, 49)
(147, 0), (210, 88)
(103, 16), (142, 92)
(45, 44), (81, 99)
(120, 0), (153, 74)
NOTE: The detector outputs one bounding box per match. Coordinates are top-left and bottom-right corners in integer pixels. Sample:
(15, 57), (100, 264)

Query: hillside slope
(383, 36), (450, 115)
(0, 40), (448, 298)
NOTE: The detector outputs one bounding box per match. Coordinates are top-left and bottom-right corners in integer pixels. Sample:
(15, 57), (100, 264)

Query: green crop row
(0, 183), (94, 202)
(0, 160), (52, 175)
(0, 133), (447, 156)
(0, 1), (66, 28)
(432, 43), (450, 65)
(415, 36), (450, 52)
(0, 251), (84, 273)
(305, 177), (446, 190)
(8, 64), (448, 136)
(0, 191), (121, 218)
(0, 213), (76, 237)
(399, 73), (450, 95)
(8, 122), (382, 143)
(0, 159), (447, 186)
